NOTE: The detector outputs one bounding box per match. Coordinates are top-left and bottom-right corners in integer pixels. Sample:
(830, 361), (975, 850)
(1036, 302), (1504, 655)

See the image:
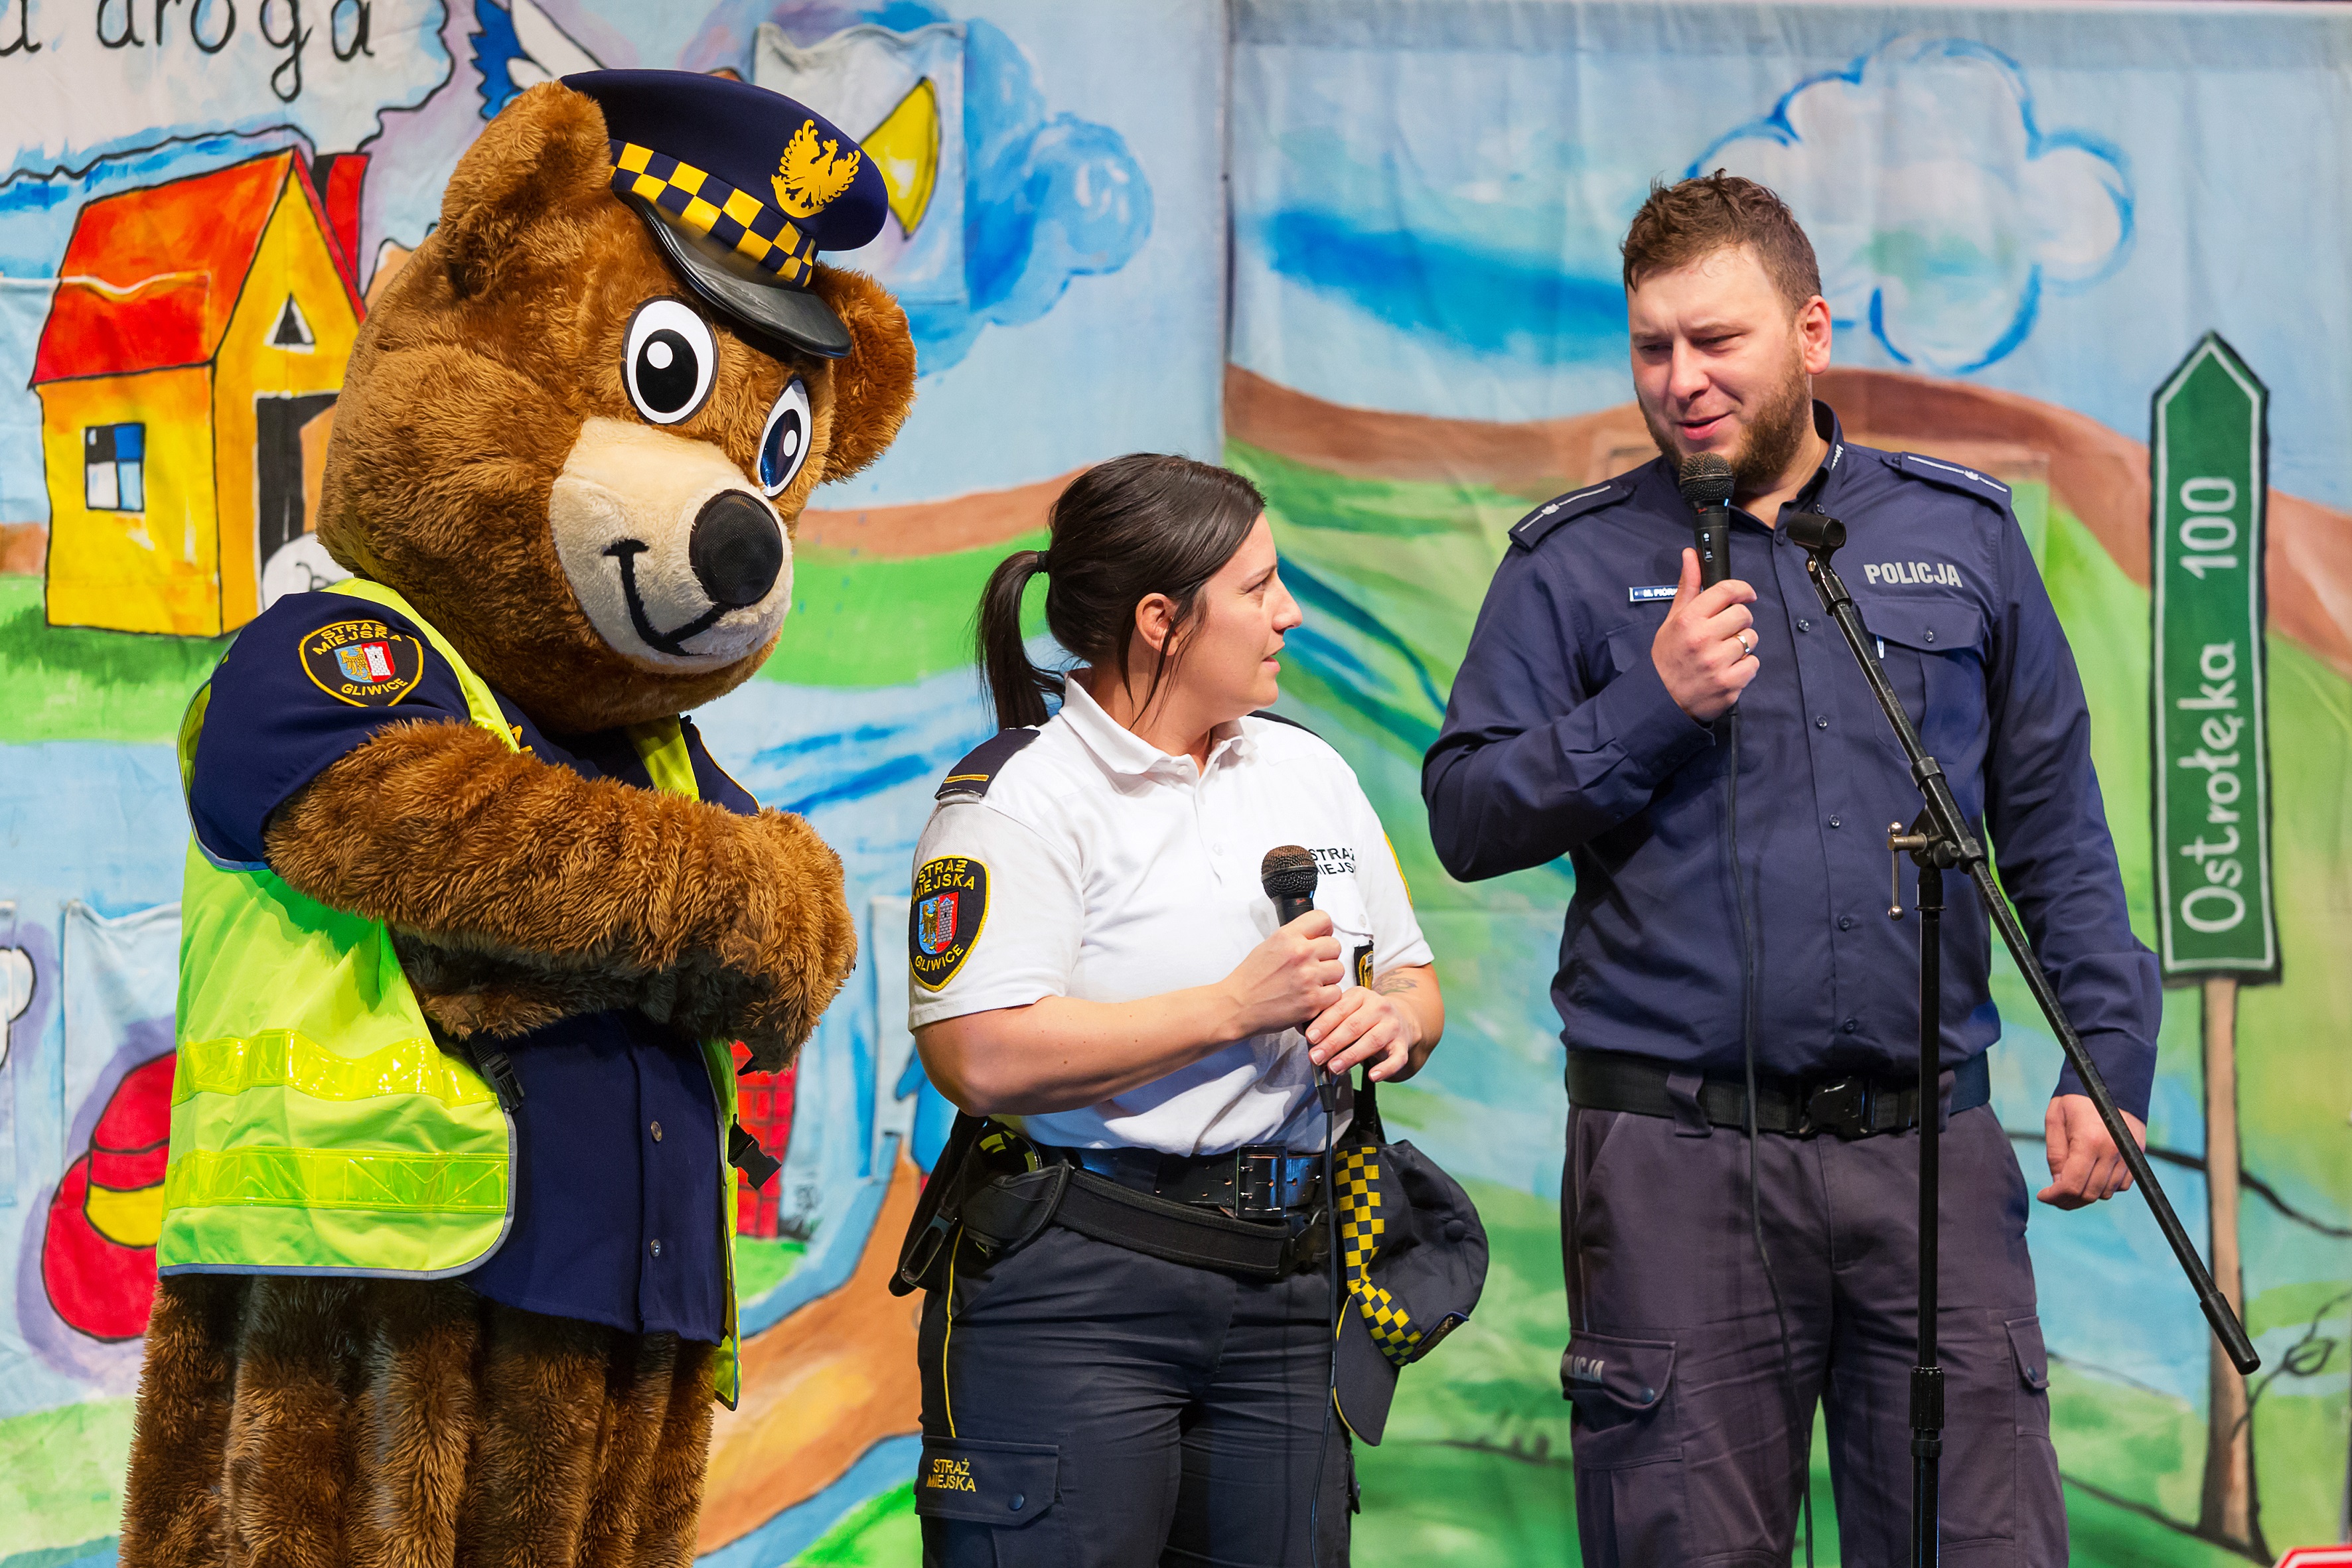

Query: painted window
(83, 423), (145, 512)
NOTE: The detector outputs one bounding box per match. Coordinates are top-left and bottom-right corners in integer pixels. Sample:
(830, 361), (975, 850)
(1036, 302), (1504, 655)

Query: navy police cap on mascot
(119, 72), (916, 1568)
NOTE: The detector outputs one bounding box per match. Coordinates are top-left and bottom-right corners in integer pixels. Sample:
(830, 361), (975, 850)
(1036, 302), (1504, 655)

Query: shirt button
(1009, 1494), (1027, 1512)
(1924, 629), (1937, 644)
(1798, 618), (1812, 632)
(649, 1238), (662, 1258)
(650, 1120), (663, 1142)
(1841, 1019), (1860, 1034)
(1839, 915), (1855, 930)
(1828, 816), (1842, 829)
(1815, 715), (1830, 729)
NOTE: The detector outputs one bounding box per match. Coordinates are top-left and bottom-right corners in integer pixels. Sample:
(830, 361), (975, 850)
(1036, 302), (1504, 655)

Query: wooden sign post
(2151, 332), (2278, 1557)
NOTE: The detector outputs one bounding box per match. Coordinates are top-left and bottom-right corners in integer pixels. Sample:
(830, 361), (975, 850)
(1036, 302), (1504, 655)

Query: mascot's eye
(757, 377), (812, 496)
(623, 299), (716, 425)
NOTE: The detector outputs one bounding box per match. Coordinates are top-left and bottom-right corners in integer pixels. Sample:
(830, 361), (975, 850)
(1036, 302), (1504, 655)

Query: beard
(1642, 346), (1815, 496)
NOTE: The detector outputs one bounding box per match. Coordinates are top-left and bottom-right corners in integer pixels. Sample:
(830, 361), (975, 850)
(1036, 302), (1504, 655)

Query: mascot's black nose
(690, 491), (785, 609)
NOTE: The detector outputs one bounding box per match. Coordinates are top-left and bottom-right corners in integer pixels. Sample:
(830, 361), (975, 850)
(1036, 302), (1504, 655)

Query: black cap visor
(1335, 1310), (1403, 1443)
(623, 192), (851, 361)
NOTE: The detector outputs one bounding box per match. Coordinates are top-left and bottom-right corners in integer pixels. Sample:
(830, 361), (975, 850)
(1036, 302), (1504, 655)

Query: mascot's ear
(437, 82), (614, 301)
(810, 266), (917, 483)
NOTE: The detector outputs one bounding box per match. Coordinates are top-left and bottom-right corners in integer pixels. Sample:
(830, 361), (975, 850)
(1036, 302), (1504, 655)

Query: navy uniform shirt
(1423, 403), (2160, 1118)
(188, 589), (756, 1340)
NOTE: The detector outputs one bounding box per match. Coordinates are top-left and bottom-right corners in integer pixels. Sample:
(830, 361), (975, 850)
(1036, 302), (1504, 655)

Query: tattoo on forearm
(1374, 974), (1418, 997)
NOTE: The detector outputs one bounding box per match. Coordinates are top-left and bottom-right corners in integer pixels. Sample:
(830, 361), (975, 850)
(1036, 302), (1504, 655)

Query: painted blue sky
(1230, 0), (2352, 510)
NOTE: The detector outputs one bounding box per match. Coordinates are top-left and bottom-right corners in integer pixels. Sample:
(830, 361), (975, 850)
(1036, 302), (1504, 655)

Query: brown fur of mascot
(118, 82), (915, 1568)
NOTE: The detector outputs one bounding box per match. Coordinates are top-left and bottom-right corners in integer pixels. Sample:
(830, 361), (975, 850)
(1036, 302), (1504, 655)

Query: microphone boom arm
(1794, 518), (2258, 1377)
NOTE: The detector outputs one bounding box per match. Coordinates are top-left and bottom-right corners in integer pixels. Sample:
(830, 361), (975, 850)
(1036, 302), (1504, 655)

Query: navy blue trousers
(917, 1224), (1351, 1567)
(1563, 1102), (2067, 1567)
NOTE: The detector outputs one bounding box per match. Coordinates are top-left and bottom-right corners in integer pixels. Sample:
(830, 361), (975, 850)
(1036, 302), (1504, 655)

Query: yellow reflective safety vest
(163, 577), (742, 1404)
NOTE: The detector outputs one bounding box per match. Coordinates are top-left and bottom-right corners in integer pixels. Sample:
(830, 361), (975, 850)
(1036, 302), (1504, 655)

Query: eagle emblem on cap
(772, 119), (862, 218)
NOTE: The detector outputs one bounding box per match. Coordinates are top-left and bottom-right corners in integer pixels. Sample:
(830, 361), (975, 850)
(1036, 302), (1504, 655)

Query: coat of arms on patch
(300, 619), (425, 707)
(909, 855), (988, 991)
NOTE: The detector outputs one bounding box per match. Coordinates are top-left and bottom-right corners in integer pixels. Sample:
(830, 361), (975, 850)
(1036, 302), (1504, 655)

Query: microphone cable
(1308, 1067), (1341, 1566)
(1726, 706), (1814, 1568)
(1687, 457), (1813, 1568)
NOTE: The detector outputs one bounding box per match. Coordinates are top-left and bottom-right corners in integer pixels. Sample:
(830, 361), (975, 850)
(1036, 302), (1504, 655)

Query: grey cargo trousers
(1562, 1099), (2066, 1567)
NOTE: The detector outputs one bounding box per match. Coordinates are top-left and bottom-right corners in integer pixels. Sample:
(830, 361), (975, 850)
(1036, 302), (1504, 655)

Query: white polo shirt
(907, 679), (1433, 1155)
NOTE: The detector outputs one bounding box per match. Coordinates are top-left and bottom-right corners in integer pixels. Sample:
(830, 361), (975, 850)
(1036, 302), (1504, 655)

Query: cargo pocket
(915, 1437), (1067, 1567)
(2008, 1315), (2065, 1560)
(1561, 1330), (1688, 1567)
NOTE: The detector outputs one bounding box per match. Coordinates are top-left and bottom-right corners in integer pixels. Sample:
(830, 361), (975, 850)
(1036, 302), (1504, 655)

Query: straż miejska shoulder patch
(300, 618), (426, 707)
(910, 855), (988, 991)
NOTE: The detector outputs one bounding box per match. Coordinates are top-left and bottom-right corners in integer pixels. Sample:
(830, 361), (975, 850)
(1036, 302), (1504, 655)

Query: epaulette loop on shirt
(1893, 452), (2012, 510)
(1508, 476), (1633, 551)
(934, 727), (1041, 801)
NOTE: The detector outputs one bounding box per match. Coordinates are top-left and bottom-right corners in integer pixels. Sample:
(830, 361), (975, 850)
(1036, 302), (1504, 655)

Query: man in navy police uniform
(1423, 175), (2156, 1563)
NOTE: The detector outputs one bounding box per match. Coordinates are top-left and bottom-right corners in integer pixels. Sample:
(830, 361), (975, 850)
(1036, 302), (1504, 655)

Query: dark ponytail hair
(977, 453), (1267, 731)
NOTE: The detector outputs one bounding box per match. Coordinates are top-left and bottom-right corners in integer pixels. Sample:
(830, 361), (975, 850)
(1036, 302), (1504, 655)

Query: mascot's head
(318, 71), (917, 733)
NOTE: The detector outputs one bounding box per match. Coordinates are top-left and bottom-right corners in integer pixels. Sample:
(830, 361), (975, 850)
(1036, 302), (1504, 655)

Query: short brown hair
(1621, 172), (1822, 310)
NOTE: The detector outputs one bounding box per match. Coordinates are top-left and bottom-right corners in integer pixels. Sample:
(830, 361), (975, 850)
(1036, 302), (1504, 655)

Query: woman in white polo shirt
(903, 453), (1442, 1567)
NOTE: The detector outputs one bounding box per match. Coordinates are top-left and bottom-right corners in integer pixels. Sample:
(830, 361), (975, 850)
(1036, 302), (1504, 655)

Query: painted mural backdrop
(1226, 3), (2351, 1563)
(1, 2), (2345, 1565)
(0, 1), (1221, 1563)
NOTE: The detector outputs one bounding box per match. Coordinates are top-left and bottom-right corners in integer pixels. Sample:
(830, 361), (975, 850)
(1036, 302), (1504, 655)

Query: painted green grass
(0, 1399), (135, 1560)
(0, 526), (1047, 743)
(763, 533), (1047, 689)
(734, 1233), (808, 1303)
(0, 575), (224, 743)
(790, 1482), (919, 1565)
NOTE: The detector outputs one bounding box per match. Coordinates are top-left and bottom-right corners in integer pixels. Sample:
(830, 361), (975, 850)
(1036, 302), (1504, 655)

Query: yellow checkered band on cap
(607, 141), (817, 287)
(1335, 1145), (1426, 1367)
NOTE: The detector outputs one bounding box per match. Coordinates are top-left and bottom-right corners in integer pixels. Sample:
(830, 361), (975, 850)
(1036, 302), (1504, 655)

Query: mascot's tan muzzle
(551, 417), (792, 670)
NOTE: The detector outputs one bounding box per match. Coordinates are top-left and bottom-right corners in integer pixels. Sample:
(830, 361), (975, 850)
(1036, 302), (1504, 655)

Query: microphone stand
(1786, 516), (2260, 1568)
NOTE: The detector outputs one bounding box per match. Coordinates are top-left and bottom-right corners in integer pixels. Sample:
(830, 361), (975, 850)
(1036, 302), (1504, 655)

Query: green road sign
(2151, 334), (2276, 978)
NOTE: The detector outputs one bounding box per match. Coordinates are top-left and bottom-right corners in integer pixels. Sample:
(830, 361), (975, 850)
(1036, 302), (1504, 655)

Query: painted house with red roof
(31, 151), (365, 634)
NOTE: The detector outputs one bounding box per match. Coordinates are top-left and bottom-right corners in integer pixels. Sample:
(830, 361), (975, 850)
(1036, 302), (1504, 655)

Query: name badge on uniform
(1627, 585), (1677, 604)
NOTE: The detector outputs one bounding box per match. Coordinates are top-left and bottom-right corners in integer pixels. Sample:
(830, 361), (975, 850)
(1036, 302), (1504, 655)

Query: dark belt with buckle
(1043, 1142), (1325, 1220)
(1564, 1048), (1991, 1139)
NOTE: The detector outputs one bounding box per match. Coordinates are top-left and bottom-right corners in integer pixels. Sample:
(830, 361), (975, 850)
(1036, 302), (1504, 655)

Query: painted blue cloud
(1699, 37), (2132, 374)
(905, 18), (1151, 374)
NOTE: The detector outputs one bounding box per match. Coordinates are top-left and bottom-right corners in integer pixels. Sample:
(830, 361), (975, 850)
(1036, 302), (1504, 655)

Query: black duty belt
(1041, 1142), (1324, 1220)
(1564, 1049), (1991, 1139)
(958, 1161), (1315, 1282)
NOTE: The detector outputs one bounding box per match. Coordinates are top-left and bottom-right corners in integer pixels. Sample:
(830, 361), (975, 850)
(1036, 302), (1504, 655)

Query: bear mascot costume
(117, 72), (917, 1568)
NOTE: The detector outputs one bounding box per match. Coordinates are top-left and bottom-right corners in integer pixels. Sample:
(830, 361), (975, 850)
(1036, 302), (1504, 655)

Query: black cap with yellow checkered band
(565, 70), (890, 360)
(1329, 1138), (1490, 1445)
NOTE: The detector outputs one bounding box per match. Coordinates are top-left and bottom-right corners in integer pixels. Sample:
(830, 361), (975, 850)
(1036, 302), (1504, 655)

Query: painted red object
(314, 152), (369, 295)
(2276, 1549), (2352, 1567)
(731, 1041), (797, 1238)
(40, 1054), (175, 1341)
(31, 151), (361, 386)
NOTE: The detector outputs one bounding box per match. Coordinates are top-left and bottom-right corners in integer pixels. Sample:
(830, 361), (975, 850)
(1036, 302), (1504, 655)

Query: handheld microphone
(1260, 844), (1318, 926)
(1262, 845), (1339, 1111)
(1678, 452), (1736, 589)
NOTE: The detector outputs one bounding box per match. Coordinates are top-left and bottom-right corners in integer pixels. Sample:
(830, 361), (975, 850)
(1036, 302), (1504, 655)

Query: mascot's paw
(668, 808), (857, 1072)
(392, 930), (648, 1038)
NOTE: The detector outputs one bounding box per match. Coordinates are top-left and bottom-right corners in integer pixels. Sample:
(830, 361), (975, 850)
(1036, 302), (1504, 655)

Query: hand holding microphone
(1216, 847), (1344, 1042)
(1654, 453), (1761, 723)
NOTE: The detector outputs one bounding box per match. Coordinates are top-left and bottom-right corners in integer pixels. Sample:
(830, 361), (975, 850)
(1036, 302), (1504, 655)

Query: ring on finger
(1736, 628), (1756, 656)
